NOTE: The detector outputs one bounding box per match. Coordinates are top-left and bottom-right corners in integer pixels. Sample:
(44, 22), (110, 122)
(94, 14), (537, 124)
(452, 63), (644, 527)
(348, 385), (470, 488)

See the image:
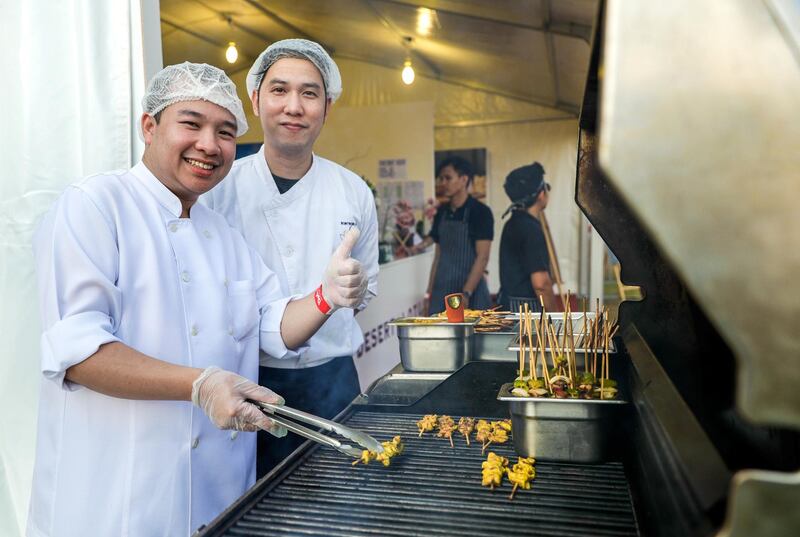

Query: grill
(201, 411), (639, 537)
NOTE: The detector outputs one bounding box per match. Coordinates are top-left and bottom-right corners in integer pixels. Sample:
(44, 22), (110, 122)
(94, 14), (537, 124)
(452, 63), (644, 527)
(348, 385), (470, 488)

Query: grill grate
(220, 411), (639, 536)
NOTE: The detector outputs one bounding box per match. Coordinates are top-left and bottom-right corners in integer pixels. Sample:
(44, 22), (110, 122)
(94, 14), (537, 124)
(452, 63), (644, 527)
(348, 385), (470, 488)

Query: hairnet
(142, 62), (248, 136)
(246, 39), (342, 103)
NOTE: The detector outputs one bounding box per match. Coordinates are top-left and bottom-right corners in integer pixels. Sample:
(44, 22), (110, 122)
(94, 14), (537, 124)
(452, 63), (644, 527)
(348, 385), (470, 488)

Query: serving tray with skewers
(506, 312), (617, 354)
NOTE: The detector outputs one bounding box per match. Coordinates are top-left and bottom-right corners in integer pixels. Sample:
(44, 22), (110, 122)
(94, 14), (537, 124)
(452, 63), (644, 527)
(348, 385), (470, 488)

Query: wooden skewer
(509, 483), (519, 500)
(581, 298), (588, 372)
(532, 308), (544, 380)
(464, 433), (470, 446)
(518, 305), (525, 379)
(449, 436), (454, 448)
(525, 305), (536, 382)
(567, 295), (577, 384)
(537, 308), (548, 381)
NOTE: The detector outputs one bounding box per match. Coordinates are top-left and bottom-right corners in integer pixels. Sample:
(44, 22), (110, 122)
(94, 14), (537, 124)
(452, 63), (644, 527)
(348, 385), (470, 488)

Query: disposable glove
(320, 227), (368, 312)
(192, 366), (287, 436)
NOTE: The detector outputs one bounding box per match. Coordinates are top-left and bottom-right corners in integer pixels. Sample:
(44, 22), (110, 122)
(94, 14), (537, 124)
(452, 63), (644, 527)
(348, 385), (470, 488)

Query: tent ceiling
(160, 0), (598, 116)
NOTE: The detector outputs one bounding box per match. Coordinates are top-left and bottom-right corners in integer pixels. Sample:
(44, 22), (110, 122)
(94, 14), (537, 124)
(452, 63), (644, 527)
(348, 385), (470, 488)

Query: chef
(27, 62), (367, 537)
(203, 39), (379, 477)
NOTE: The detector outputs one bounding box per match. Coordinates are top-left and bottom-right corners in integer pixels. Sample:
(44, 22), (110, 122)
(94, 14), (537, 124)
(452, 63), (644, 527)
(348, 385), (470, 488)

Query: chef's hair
(436, 156), (474, 185)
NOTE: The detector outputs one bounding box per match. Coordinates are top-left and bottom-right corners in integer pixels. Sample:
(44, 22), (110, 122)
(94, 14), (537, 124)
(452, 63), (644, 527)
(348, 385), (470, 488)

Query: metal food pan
(497, 383), (626, 463)
(389, 317), (478, 372)
(474, 331), (518, 361)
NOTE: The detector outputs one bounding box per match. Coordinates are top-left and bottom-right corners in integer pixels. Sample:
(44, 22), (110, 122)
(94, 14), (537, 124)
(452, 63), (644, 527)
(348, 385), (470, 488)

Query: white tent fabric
(0, 1), (157, 535)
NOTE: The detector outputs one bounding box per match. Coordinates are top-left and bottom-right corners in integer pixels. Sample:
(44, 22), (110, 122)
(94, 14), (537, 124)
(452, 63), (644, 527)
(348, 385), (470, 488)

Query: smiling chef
(27, 62), (367, 537)
(203, 39), (379, 478)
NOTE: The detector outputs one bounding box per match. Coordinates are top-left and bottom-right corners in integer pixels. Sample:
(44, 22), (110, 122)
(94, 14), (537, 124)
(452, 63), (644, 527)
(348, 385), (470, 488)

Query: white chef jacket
(27, 162), (301, 537)
(203, 147), (379, 369)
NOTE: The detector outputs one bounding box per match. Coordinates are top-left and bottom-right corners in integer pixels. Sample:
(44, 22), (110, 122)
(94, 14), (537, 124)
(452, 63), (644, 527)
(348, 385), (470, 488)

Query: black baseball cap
(503, 162), (548, 205)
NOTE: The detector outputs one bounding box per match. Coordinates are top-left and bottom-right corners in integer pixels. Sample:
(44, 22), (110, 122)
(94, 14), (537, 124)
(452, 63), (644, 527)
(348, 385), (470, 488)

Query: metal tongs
(250, 401), (384, 458)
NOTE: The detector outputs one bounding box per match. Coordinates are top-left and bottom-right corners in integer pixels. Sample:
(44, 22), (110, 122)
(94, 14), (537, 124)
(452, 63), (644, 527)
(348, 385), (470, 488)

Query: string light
(225, 42), (238, 64)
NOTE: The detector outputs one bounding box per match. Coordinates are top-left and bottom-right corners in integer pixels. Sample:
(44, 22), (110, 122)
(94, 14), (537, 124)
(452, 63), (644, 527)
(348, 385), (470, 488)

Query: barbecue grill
(198, 1), (800, 535)
(197, 363), (640, 537)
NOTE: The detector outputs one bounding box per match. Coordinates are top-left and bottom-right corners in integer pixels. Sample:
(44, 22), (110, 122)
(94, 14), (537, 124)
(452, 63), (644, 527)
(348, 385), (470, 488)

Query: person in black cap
(498, 162), (558, 312)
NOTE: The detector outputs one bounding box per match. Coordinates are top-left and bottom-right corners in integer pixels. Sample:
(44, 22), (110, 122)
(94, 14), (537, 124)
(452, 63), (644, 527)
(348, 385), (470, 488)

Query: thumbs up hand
(320, 227), (368, 313)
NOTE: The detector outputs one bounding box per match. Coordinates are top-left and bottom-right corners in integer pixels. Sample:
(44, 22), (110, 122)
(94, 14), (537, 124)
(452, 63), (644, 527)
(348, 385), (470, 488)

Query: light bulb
(401, 60), (415, 85)
(225, 42), (238, 64)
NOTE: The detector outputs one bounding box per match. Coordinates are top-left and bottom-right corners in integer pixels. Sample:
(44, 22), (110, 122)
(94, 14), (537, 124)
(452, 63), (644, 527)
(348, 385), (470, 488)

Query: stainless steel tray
(474, 331), (518, 361)
(389, 317), (478, 372)
(497, 383), (626, 462)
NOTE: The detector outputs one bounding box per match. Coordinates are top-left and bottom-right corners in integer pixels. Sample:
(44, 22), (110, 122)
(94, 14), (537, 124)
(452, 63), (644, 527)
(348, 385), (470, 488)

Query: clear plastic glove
(191, 366), (287, 436)
(321, 227), (368, 312)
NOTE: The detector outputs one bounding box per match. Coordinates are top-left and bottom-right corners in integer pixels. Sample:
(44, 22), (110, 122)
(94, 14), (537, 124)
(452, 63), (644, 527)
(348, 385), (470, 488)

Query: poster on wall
(434, 148), (488, 203)
(377, 179), (426, 262)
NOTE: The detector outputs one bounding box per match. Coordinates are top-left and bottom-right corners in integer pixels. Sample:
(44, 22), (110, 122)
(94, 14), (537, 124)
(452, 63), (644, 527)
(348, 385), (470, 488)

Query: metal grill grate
(220, 411), (639, 536)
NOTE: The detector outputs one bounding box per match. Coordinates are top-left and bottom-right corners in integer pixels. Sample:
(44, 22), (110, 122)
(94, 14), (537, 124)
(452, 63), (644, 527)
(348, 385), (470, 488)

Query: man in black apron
(425, 156), (494, 314)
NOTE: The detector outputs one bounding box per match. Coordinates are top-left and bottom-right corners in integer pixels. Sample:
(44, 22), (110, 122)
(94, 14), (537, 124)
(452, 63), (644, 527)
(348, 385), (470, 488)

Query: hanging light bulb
(401, 59), (415, 85)
(225, 42), (238, 64)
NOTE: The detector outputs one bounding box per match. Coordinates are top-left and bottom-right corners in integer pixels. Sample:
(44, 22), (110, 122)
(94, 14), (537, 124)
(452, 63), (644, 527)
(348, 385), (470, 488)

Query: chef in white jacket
(27, 62), (367, 537)
(203, 39), (379, 476)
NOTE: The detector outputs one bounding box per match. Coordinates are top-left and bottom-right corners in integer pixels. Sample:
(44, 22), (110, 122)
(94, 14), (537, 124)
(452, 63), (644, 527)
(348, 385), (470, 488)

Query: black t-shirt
(499, 210), (550, 298)
(430, 196), (494, 245)
(273, 173), (299, 194)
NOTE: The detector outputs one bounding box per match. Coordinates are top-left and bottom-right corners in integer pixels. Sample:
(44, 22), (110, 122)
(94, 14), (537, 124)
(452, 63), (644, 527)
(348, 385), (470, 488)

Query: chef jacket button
(203, 229), (211, 239)
(223, 278), (229, 287)
(285, 247), (294, 257)
(191, 324), (199, 336)
(230, 431), (238, 441)
(181, 271), (190, 283)
(169, 223), (178, 232)
(228, 326), (234, 336)
(191, 437), (199, 449)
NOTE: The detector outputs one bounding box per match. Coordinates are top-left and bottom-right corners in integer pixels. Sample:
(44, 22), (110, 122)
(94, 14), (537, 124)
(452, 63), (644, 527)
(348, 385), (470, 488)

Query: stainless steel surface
(254, 401), (383, 457)
(261, 413), (363, 459)
(498, 383), (626, 463)
(258, 402), (384, 453)
(474, 331), (517, 361)
(600, 0), (800, 429)
(390, 317), (477, 372)
(198, 411), (639, 536)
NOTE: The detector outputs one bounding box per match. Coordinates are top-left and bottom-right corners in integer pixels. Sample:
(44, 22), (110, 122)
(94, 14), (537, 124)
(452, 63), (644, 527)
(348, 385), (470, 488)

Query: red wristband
(314, 284), (332, 315)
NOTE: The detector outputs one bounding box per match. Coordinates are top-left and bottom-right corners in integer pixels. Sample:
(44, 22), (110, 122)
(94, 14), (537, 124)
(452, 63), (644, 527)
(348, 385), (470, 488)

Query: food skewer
(506, 456), (536, 500)
(437, 415), (456, 448)
(352, 436), (404, 466)
(416, 414), (437, 437)
(457, 417), (475, 445)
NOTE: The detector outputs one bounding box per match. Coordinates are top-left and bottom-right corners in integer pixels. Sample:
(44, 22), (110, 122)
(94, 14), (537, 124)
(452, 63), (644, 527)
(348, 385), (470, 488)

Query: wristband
(314, 284), (333, 315)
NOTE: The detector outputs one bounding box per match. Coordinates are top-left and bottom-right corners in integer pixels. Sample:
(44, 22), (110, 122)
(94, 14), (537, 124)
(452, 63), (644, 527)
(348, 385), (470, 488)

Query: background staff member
(27, 63), (367, 537)
(423, 156), (494, 314)
(204, 39), (379, 477)
(498, 162), (558, 312)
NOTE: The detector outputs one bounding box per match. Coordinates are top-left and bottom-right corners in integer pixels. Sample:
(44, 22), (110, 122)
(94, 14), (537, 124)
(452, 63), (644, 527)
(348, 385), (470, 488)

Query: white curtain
(0, 1), (159, 535)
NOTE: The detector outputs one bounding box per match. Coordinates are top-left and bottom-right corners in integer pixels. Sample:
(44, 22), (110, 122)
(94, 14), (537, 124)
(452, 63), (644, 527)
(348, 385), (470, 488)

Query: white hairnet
(246, 39), (342, 103)
(142, 62), (248, 136)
